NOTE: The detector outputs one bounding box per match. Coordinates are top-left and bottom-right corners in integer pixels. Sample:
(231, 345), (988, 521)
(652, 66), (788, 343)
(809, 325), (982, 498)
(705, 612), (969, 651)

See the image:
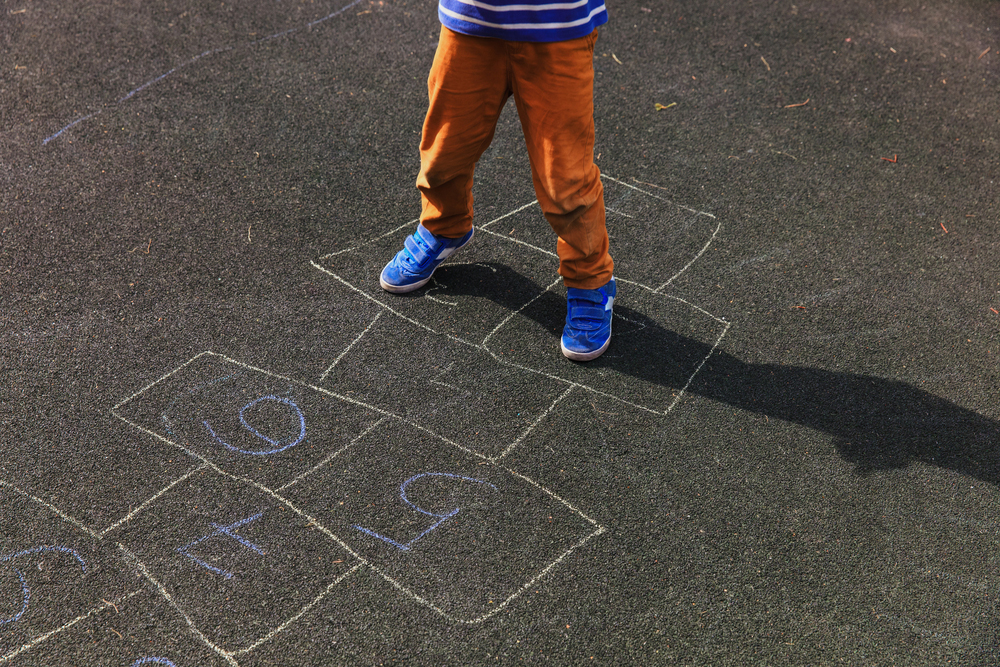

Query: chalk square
(319, 315), (568, 459)
(281, 419), (603, 622)
(0, 487), (132, 661)
(315, 215), (562, 346)
(109, 467), (358, 654)
(113, 352), (381, 488)
(485, 285), (727, 413)
(495, 176), (721, 292)
(8, 589), (232, 667)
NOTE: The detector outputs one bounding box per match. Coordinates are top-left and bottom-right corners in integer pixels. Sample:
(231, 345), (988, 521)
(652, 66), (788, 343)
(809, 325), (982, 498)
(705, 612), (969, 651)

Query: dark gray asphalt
(2, 0), (999, 664)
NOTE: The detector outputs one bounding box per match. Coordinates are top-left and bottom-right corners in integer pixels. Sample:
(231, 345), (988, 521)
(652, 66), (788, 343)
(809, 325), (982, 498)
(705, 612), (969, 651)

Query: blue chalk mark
(203, 394), (306, 455)
(0, 545), (87, 572)
(177, 512), (266, 579)
(43, 0), (365, 145)
(352, 473), (498, 552)
(307, 0), (365, 27)
(130, 659), (178, 667)
(0, 545), (87, 627)
(1, 569), (29, 626)
(117, 47), (231, 103)
(43, 112), (101, 145)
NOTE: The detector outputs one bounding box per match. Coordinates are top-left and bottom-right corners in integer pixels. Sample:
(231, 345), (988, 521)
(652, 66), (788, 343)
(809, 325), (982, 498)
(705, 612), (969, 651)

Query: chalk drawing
(310, 173), (730, 420)
(118, 545), (239, 667)
(352, 473), (498, 551)
(0, 546), (87, 627)
(42, 0), (365, 145)
(112, 352), (606, 626)
(130, 659), (178, 667)
(0, 570), (28, 627)
(319, 311), (383, 381)
(176, 512), (266, 580)
(204, 395), (306, 456)
(0, 590), (144, 665)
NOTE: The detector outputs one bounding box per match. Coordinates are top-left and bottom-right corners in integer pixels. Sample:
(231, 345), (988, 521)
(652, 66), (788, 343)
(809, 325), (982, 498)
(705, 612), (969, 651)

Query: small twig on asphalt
(632, 177), (671, 191)
(880, 154), (898, 162)
(784, 99), (809, 108)
(940, 222), (949, 233)
(128, 239), (151, 254)
(761, 56), (770, 71)
(979, 47), (991, 60)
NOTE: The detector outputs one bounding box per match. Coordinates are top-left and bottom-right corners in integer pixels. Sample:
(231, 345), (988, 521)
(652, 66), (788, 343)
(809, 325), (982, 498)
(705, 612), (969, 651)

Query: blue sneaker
(561, 278), (616, 361)
(379, 224), (474, 293)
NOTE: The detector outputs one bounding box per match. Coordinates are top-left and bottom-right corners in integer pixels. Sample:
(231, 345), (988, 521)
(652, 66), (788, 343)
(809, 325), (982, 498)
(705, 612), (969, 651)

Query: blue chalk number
(203, 394), (306, 455)
(353, 473), (498, 551)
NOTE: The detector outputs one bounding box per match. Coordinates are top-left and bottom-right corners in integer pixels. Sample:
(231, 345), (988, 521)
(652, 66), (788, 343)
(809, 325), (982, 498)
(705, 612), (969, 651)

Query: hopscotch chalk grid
(311, 174), (731, 439)
(0, 176), (724, 665)
(100, 350), (606, 663)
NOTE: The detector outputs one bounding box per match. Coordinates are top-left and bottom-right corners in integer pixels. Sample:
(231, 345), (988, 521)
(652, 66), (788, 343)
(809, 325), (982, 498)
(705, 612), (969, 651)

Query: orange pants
(416, 26), (613, 289)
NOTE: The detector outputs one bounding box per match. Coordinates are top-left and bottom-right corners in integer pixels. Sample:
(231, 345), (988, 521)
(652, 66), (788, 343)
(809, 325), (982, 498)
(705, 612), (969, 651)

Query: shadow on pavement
(425, 262), (1000, 485)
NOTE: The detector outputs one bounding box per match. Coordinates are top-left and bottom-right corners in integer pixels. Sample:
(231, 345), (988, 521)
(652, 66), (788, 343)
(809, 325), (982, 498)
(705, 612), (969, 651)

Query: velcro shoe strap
(403, 232), (435, 265)
(569, 306), (607, 329)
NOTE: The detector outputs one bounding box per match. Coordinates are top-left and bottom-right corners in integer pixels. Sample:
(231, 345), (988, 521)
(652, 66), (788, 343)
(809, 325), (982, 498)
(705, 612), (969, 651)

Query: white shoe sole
(560, 326), (612, 362)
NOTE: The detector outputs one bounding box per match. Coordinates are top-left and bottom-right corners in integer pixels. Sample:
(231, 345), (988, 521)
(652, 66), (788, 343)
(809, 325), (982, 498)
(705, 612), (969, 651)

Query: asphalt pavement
(2, 0), (999, 664)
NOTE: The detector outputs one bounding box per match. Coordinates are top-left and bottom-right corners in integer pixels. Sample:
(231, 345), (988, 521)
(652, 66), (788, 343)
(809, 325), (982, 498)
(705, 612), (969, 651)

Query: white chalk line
(663, 320), (732, 414)
(654, 215), (724, 293)
(460, 524), (606, 624)
(43, 0), (365, 145)
(0, 589), (145, 664)
(428, 361), (460, 390)
(114, 350), (491, 467)
(477, 226), (559, 258)
(0, 479), (99, 539)
(119, 544), (240, 666)
(231, 564), (363, 656)
(500, 464), (603, 528)
(112, 353), (609, 629)
(310, 261), (481, 350)
(98, 463), (209, 538)
(601, 174), (717, 219)
(113, 350), (215, 411)
(276, 417), (389, 492)
(312, 266), (727, 417)
(492, 386), (575, 462)
(319, 311), (383, 381)
(481, 275), (564, 349)
(604, 206), (634, 219)
(479, 199), (540, 231)
(319, 219), (418, 259)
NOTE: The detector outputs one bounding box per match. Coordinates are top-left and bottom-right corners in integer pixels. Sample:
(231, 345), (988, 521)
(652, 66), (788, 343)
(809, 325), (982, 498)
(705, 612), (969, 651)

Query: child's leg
(507, 29), (613, 289)
(418, 27), (512, 238)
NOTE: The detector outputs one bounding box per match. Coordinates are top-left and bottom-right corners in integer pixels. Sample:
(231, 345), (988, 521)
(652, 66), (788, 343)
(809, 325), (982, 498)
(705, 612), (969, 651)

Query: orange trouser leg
(417, 27), (509, 238)
(509, 30), (612, 289)
(418, 27), (613, 289)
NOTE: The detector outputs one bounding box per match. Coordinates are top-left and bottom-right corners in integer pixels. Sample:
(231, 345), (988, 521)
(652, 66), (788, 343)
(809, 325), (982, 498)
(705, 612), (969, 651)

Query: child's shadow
(434, 262), (1000, 486)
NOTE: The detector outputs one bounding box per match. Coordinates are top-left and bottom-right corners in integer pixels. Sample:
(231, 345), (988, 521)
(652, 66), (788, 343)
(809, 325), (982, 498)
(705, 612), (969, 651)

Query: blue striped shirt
(439, 0), (608, 42)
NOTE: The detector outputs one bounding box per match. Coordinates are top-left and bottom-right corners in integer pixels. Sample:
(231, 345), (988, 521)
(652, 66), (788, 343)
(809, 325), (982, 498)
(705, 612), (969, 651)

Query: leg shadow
(429, 262), (1000, 485)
